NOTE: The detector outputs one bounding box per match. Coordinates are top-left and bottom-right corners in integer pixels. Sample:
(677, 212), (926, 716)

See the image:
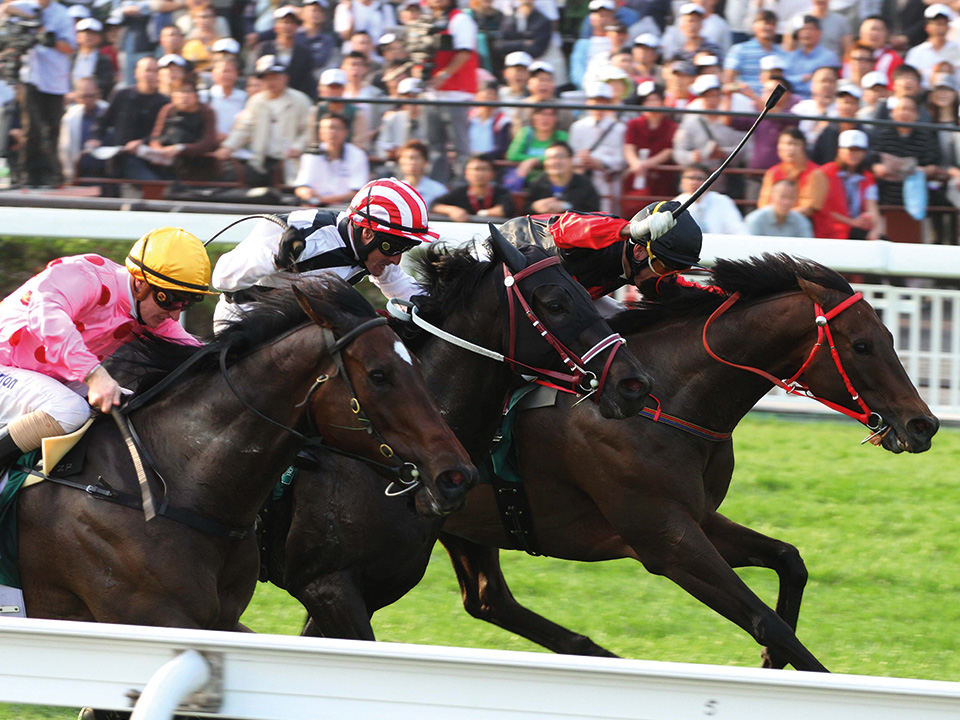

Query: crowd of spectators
(3, 0), (960, 242)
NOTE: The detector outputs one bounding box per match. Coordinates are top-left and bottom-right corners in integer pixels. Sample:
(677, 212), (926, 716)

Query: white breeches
(0, 366), (92, 434)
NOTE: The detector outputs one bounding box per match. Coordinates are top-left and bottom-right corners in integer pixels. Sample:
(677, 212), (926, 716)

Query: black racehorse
(264, 254), (937, 672)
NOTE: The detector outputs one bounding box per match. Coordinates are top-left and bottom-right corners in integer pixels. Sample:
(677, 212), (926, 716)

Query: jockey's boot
(0, 427), (22, 470)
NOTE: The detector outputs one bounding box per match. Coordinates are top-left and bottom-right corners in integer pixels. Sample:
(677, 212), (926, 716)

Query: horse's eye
(852, 341), (872, 355)
(546, 300), (564, 314)
(369, 369), (389, 385)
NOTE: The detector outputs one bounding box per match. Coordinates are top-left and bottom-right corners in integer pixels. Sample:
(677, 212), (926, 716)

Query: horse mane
(609, 253), (854, 335)
(106, 275), (376, 393)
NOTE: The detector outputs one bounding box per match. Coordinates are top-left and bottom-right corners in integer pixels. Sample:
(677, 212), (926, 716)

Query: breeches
(0, 366), (92, 433)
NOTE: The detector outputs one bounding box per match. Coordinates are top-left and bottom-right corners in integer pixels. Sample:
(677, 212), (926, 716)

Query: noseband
(702, 290), (886, 436)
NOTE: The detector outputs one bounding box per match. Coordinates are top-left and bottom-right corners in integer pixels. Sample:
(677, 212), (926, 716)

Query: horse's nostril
(907, 417), (938, 440)
(444, 471), (464, 486)
(618, 376), (649, 399)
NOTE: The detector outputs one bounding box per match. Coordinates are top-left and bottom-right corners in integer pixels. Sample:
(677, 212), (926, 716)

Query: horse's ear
(797, 276), (830, 305)
(293, 284), (335, 329)
(488, 222), (527, 273)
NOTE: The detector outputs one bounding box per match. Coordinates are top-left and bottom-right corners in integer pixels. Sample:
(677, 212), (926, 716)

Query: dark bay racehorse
(14, 275), (476, 629)
(271, 255), (937, 672)
(258, 231), (652, 638)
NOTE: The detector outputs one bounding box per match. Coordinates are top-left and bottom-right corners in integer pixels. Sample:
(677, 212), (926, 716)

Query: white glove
(628, 211), (677, 242)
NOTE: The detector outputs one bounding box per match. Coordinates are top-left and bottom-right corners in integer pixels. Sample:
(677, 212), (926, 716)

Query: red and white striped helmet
(345, 178), (439, 244)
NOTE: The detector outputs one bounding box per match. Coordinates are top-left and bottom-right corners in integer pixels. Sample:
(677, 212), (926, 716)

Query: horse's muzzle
(882, 413), (939, 454)
(598, 368), (653, 420)
(417, 465), (478, 517)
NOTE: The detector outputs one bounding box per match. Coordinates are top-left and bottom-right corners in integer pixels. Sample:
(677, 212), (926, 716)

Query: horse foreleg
(439, 532), (618, 657)
(701, 511), (808, 670)
(295, 571), (376, 641)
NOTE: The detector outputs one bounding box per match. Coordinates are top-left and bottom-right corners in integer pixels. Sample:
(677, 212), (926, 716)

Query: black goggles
(152, 285), (205, 311)
(377, 236), (418, 257)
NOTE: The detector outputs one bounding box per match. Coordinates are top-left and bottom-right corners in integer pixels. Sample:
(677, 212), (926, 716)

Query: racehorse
(13, 274), (477, 629)
(271, 254), (938, 673)
(258, 229), (652, 639)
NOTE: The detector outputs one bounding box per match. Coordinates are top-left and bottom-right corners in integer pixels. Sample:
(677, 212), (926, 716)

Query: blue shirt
(723, 39), (787, 95)
(785, 46), (841, 99)
(20, 0), (75, 95)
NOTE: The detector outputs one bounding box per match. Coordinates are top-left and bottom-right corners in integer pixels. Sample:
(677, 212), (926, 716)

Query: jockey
(504, 201), (703, 300)
(212, 177), (439, 328)
(0, 227), (213, 469)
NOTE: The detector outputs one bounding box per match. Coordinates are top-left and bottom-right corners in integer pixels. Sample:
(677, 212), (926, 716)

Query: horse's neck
(636, 293), (816, 433)
(139, 329), (321, 521)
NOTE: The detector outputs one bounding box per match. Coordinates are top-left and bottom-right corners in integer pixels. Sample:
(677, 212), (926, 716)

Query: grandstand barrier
(2, 617), (960, 720)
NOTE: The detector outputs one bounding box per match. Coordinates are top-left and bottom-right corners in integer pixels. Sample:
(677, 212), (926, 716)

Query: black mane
(610, 253), (854, 335)
(407, 239), (494, 325)
(107, 275), (375, 393)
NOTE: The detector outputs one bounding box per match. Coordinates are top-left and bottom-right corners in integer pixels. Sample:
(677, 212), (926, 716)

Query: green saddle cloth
(480, 384), (540, 487)
(0, 450), (40, 589)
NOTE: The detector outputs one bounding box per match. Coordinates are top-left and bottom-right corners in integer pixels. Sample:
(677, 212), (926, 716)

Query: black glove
(274, 225), (306, 270)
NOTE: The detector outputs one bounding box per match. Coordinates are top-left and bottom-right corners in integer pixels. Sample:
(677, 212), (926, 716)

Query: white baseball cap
(838, 129), (869, 149)
(694, 54), (719, 67)
(378, 32), (398, 45)
(759, 54), (787, 72)
(924, 3), (954, 20)
(861, 71), (888, 89)
(528, 60), (555, 75)
(635, 79), (658, 98)
(504, 51), (533, 68)
(585, 81), (614, 99)
(76, 17), (102, 32)
(273, 5), (300, 20)
(837, 82), (863, 98)
(397, 77), (424, 95)
(158, 54), (187, 68)
(588, 0), (616, 11)
(598, 64), (629, 81)
(691, 74), (721, 95)
(212, 37), (241, 54)
(633, 33), (660, 48)
(678, 2), (705, 14)
(319, 67), (347, 85)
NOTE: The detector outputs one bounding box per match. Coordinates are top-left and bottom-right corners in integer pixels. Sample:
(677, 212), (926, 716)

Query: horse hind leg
(295, 571), (376, 641)
(439, 532), (618, 658)
(701, 511), (809, 670)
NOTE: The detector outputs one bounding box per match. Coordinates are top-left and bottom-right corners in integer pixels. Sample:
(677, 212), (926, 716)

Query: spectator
(870, 95), (942, 207)
(501, 51), (532, 103)
(723, 10), (787, 96)
(810, 81), (861, 164)
(857, 71), (890, 120)
(506, 105), (568, 189)
(630, 33), (662, 85)
(819, 129), (883, 240)
(333, 0), (397, 55)
(375, 78), (430, 161)
(297, 0), (339, 75)
(72, 18), (114, 101)
(396, 139), (447, 206)
(113, 0), (155, 87)
(432, 153), (516, 220)
(157, 23), (186, 60)
(791, 65), (839, 148)
(664, 59), (696, 108)
(872, 64), (933, 125)
(661, 3), (723, 64)
(208, 56), (246, 143)
(468, 80), (513, 159)
(843, 42), (877, 87)
(157, 54), (189, 97)
(422, 0), (479, 183)
(784, 16), (841, 99)
(371, 34), (408, 93)
(857, 16), (904, 85)
(525, 140), (600, 213)
(100, 16), (122, 75)
(464, 0), (503, 74)
(6, 0), (76, 188)
(672, 75), (743, 189)
(690, 0), (733, 57)
(758, 126), (843, 238)
(341, 51), (384, 153)
(214, 56), (312, 186)
(148, 79), (218, 180)
(255, 6), (316, 98)
(569, 81), (625, 212)
(746, 76), (799, 184)
(515, 61), (575, 131)
(293, 112), (369, 206)
(929, 72), (960, 160)
(346, 29), (382, 74)
(785, 0), (851, 59)
(581, 21), (631, 84)
(744, 179), (814, 236)
(58, 77), (108, 183)
(181, 3), (222, 75)
(570, 0), (617, 88)
(673, 163), (747, 234)
(624, 81), (678, 197)
(177, 0), (230, 38)
(495, 0), (552, 74)
(90, 56), (169, 182)
(313, 68), (371, 151)
(882, 0), (931, 53)
(905, 4), (960, 88)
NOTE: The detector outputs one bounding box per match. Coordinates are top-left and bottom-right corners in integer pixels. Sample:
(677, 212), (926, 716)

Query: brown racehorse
(13, 274), (476, 630)
(267, 254), (937, 672)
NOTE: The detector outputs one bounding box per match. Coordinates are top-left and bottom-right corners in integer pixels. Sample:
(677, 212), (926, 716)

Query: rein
(702, 290), (885, 432)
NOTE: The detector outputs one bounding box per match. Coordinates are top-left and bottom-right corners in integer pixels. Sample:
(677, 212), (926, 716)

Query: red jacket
(819, 162), (878, 240)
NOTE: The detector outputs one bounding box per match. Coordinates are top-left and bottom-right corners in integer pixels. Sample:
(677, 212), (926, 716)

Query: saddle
(496, 216), (559, 255)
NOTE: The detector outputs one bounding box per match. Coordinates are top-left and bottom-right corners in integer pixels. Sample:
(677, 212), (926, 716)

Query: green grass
(5, 414), (960, 718)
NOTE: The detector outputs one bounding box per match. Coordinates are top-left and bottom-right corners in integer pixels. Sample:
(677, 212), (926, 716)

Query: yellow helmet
(126, 227), (216, 296)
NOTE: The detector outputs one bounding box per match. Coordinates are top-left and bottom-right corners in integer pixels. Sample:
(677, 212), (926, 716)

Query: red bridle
(702, 290), (883, 430)
(503, 257), (626, 399)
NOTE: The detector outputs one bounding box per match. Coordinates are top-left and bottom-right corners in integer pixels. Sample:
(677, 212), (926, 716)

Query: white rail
(1, 617), (960, 720)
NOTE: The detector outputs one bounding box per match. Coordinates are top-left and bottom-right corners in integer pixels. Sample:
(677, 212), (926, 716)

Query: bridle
(218, 316), (423, 493)
(390, 255), (627, 404)
(702, 290), (887, 436)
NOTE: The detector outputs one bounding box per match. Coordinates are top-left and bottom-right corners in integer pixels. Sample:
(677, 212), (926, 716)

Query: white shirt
(568, 115), (626, 174)
(674, 191), (747, 235)
(792, 98), (837, 146)
(208, 85), (247, 138)
(904, 40), (960, 87)
(293, 143), (370, 199)
(334, 0), (397, 53)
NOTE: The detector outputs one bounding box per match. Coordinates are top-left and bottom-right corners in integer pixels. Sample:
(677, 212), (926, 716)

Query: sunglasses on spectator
(851, 55), (873, 62)
(151, 285), (205, 311)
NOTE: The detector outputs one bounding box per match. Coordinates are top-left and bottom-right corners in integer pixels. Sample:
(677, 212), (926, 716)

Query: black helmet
(631, 201), (702, 267)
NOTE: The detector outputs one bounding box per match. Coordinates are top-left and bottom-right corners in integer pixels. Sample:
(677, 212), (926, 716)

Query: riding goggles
(377, 235), (419, 257)
(635, 241), (688, 277)
(152, 285), (206, 311)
